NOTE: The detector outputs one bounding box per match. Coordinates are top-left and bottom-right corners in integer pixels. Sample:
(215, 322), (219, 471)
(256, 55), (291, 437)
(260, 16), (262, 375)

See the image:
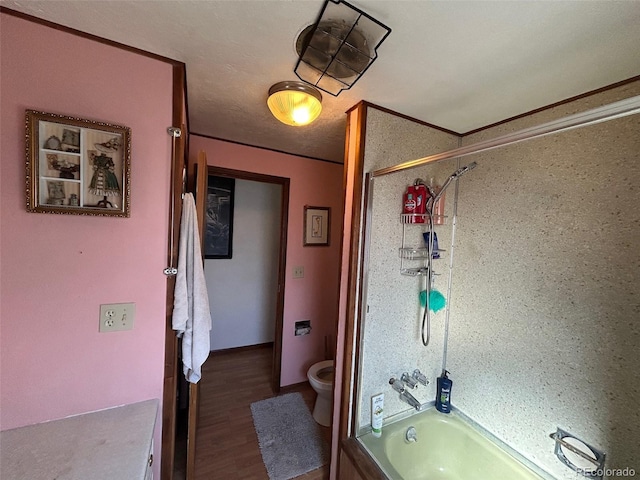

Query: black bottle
(435, 370), (452, 414)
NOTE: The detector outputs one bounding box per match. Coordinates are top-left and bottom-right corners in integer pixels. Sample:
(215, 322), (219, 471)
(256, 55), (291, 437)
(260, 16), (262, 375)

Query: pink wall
(0, 13), (173, 475)
(189, 136), (344, 386)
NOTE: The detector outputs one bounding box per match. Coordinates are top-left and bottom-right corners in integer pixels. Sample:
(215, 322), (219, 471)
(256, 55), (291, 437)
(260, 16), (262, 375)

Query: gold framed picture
(25, 110), (131, 217)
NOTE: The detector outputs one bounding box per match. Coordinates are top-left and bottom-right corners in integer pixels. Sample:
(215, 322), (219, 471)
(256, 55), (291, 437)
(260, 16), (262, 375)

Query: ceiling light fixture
(267, 81), (323, 127)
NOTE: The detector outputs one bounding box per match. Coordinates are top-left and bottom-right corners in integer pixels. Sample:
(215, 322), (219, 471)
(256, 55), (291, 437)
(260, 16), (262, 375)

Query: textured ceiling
(2, 0), (639, 163)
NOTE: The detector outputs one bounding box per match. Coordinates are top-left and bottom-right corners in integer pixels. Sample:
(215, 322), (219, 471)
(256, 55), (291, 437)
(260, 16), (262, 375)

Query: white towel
(172, 193), (212, 383)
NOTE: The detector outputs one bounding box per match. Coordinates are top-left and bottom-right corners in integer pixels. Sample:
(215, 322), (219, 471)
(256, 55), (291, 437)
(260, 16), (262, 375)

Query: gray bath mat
(250, 392), (329, 480)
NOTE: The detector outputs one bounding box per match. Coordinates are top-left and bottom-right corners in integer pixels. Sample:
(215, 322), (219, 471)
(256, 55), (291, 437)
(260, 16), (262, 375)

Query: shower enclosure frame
(335, 93), (640, 478)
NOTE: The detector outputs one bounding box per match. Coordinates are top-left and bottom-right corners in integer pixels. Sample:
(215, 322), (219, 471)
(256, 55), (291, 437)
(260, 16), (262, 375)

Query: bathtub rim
(356, 404), (555, 480)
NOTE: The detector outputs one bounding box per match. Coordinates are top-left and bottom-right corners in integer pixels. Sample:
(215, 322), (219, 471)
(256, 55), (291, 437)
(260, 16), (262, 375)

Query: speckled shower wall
(451, 82), (640, 479)
(356, 109), (459, 431)
(357, 82), (640, 479)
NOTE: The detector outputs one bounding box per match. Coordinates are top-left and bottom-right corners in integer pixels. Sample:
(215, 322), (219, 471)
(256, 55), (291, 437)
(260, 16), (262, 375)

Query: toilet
(307, 360), (334, 427)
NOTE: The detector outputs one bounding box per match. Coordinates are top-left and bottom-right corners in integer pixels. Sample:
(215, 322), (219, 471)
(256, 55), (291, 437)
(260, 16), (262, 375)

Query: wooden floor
(184, 344), (331, 480)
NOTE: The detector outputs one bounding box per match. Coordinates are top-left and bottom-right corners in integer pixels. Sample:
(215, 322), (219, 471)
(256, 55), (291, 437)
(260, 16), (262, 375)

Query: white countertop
(1, 399), (158, 480)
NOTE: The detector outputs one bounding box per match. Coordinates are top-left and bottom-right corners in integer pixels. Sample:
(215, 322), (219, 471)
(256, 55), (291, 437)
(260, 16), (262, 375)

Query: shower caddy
(399, 212), (446, 276)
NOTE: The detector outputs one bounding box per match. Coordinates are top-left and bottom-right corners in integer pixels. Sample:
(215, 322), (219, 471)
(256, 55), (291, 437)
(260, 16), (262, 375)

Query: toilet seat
(307, 360), (334, 387)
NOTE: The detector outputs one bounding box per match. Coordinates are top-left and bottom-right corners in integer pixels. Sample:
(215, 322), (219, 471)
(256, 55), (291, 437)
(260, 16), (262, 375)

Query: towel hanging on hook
(172, 193), (212, 383)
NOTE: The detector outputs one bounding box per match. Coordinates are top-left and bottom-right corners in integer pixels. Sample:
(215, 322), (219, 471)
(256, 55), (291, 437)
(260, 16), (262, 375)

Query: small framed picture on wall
(303, 205), (330, 246)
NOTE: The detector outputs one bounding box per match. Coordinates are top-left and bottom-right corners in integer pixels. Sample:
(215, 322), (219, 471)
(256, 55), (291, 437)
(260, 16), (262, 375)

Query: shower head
(451, 161), (477, 179)
(432, 162), (478, 205)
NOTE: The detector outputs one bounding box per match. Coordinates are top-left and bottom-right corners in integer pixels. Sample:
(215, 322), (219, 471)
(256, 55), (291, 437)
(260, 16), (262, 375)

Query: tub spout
(399, 390), (422, 411)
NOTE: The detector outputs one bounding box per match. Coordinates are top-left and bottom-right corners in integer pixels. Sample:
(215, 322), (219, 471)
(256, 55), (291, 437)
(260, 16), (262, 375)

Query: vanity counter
(0, 398), (158, 480)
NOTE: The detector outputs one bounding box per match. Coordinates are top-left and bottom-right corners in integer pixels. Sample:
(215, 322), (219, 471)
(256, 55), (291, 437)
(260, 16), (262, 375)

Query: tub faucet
(399, 390), (422, 411)
(390, 377), (422, 411)
(401, 372), (418, 389)
(412, 369), (429, 386)
(389, 377), (405, 394)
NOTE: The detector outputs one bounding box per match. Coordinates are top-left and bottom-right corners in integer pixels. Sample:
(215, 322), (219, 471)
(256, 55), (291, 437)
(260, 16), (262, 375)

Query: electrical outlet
(293, 266), (304, 278)
(99, 303), (135, 332)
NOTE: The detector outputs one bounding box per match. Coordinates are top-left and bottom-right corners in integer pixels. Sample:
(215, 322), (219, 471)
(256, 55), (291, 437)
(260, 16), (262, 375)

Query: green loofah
(419, 289), (447, 312)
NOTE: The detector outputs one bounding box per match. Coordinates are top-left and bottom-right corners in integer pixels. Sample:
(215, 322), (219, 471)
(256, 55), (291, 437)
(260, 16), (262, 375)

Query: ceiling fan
(267, 0), (391, 127)
(294, 0), (392, 96)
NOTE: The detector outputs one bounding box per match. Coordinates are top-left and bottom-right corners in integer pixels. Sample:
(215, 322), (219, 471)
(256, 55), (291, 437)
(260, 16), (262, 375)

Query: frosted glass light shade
(267, 81), (322, 126)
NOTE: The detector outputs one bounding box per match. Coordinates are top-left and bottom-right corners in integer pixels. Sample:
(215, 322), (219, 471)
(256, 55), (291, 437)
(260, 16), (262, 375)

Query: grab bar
(164, 127), (183, 277)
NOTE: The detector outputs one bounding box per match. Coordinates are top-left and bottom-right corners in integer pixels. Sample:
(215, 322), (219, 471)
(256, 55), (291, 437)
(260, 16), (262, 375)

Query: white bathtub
(359, 407), (547, 480)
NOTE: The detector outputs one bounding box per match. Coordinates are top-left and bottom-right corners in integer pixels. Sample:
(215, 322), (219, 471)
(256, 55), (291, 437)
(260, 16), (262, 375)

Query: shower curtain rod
(372, 94), (640, 178)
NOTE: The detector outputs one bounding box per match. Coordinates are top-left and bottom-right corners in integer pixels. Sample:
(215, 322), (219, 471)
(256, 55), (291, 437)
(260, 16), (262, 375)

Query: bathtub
(358, 407), (547, 480)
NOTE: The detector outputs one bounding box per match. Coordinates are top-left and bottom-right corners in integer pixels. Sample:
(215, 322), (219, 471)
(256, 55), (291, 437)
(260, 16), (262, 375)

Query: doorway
(173, 166), (289, 480)
(204, 166), (290, 392)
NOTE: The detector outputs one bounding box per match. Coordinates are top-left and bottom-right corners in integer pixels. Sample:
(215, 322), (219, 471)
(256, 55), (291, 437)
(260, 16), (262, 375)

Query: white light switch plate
(293, 266), (304, 278)
(99, 303), (135, 332)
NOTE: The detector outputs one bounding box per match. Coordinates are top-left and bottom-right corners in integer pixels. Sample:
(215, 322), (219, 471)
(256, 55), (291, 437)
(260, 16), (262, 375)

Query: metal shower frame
(353, 93), (640, 431)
